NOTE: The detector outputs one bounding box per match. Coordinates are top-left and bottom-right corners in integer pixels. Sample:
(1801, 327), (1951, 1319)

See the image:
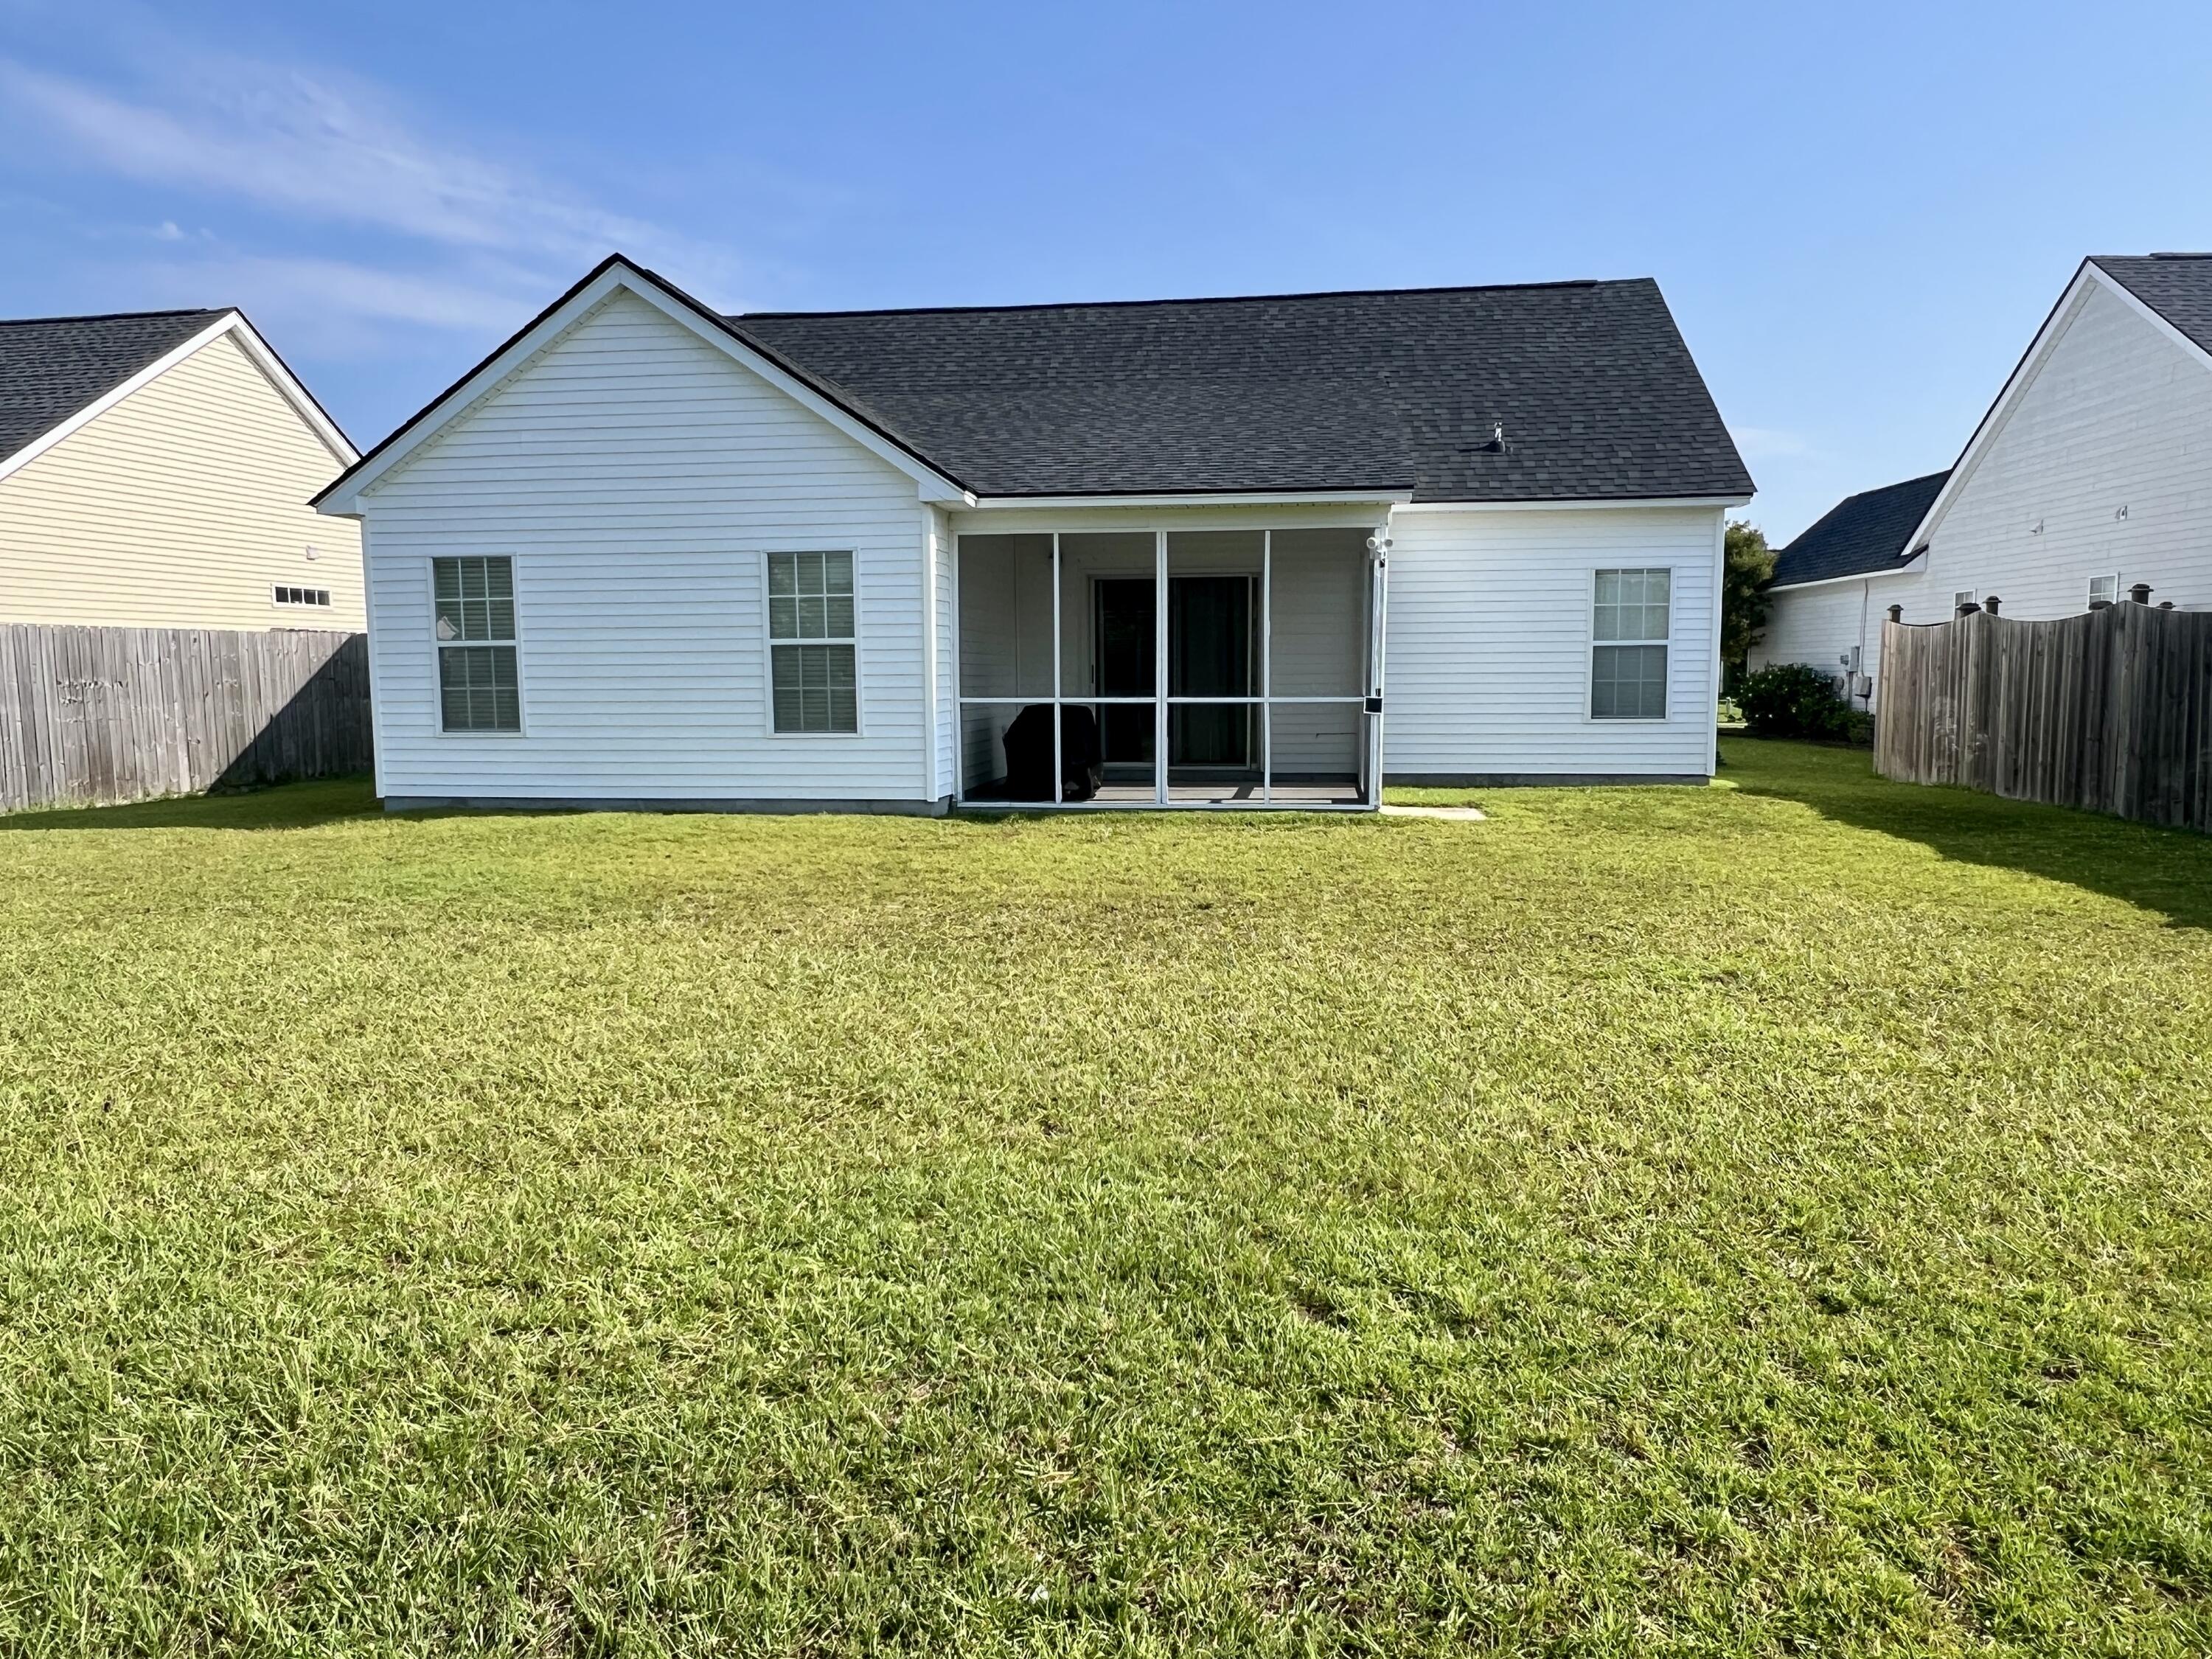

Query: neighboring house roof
(0, 307), (231, 467)
(1769, 470), (1950, 588)
(319, 254), (1753, 509)
(737, 281), (1754, 502)
(2087, 254), (2212, 358)
(0, 306), (355, 485)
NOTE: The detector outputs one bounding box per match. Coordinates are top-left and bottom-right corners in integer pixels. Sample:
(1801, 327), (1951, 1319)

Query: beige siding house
(0, 308), (361, 629)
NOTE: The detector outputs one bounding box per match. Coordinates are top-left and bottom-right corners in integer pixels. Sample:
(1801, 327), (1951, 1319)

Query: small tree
(1720, 520), (1775, 677)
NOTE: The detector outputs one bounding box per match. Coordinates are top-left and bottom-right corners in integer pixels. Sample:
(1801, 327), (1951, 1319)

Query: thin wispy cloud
(0, 52), (689, 268)
(0, 39), (745, 351)
(198, 254), (541, 333)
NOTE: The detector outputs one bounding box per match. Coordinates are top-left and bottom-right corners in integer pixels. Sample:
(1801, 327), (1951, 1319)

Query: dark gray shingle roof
(2088, 254), (2212, 358)
(735, 279), (1752, 502)
(1770, 470), (1949, 588)
(0, 308), (230, 467)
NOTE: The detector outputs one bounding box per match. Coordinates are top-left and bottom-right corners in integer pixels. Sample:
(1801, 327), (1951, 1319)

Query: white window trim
(1586, 565), (1674, 723)
(2087, 572), (2121, 606)
(761, 548), (866, 739)
(429, 554), (527, 739)
(1952, 588), (1979, 611)
(271, 584), (335, 610)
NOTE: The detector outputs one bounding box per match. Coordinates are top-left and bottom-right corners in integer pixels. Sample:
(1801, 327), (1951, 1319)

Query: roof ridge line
(0, 305), (232, 327)
(1837, 468), (1952, 500)
(737, 277), (1628, 321)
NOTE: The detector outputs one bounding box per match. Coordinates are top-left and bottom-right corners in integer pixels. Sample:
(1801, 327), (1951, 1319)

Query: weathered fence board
(0, 624), (371, 813)
(1877, 603), (2212, 832)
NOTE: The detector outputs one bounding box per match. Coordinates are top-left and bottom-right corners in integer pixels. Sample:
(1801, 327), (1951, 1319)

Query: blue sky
(3, 0), (2208, 540)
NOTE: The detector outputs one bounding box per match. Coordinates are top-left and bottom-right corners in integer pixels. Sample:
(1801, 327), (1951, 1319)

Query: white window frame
(1952, 588), (1979, 612)
(271, 584), (334, 610)
(2087, 573), (2120, 607)
(1587, 566), (1674, 723)
(429, 554), (526, 738)
(762, 549), (864, 738)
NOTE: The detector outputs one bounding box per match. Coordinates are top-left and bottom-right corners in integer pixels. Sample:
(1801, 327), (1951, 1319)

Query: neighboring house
(313, 254), (1753, 813)
(0, 307), (362, 630)
(1753, 470), (1949, 700)
(1756, 254), (2212, 703)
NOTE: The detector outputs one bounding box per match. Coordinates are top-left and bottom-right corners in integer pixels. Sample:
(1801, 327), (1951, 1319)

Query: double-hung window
(768, 550), (858, 733)
(433, 556), (520, 732)
(2088, 573), (2120, 607)
(1590, 568), (1671, 720)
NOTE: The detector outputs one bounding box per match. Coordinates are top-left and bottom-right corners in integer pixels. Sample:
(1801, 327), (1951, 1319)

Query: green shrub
(1739, 661), (1867, 744)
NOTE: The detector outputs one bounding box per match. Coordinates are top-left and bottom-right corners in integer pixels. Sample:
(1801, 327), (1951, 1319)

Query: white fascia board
(1390, 495), (1749, 512)
(317, 262), (966, 515)
(0, 311), (354, 487)
(1767, 555), (1924, 594)
(965, 489), (1412, 511)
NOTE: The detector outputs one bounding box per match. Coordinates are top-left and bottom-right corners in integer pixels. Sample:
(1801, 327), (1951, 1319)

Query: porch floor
(961, 779), (1367, 810)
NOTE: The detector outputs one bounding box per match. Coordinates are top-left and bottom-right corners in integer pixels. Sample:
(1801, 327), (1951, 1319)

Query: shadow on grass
(1724, 737), (2212, 931)
(0, 776), (380, 833)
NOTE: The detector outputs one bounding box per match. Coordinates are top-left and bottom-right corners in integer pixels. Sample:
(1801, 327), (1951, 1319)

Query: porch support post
(1155, 528), (1169, 806)
(1261, 529), (1273, 804)
(950, 533), (965, 805)
(1051, 532), (1063, 805)
(1367, 529), (1391, 809)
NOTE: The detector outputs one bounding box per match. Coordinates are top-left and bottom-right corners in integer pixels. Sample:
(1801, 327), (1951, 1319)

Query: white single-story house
(1755, 254), (2212, 704)
(314, 255), (1753, 812)
(1, 307), (361, 629)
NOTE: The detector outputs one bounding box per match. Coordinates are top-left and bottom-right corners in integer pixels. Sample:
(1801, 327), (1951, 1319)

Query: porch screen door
(1169, 576), (1253, 767)
(1094, 579), (1155, 764)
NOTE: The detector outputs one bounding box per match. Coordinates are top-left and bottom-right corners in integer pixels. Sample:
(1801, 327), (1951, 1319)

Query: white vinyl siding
(0, 330), (361, 629)
(1383, 505), (1722, 777)
(1892, 280), (2212, 623)
(1751, 577), (1893, 698)
(355, 290), (933, 802)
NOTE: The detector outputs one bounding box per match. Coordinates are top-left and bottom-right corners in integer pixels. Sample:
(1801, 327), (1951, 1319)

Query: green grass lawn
(1, 740), (2208, 1656)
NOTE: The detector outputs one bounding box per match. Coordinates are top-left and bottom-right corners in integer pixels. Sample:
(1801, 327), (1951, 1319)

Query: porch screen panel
(1265, 528), (1366, 779)
(1164, 532), (1263, 778)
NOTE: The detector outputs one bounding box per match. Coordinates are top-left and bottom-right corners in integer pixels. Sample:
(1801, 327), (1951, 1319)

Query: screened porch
(954, 527), (1385, 808)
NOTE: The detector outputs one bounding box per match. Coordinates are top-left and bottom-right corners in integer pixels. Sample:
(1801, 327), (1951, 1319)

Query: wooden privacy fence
(1875, 599), (2212, 831)
(0, 624), (372, 813)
